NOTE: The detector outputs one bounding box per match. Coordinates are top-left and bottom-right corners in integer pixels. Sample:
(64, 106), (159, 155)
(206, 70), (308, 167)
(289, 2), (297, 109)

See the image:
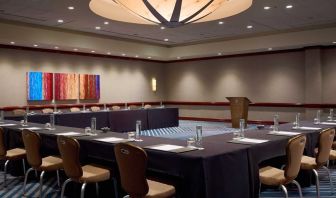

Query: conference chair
(259, 135), (306, 198)
(111, 105), (121, 111)
(144, 104), (152, 109)
(114, 143), (175, 198)
(57, 136), (115, 198)
(13, 109), (26, 116)
(91, 106), (101, 112)
(22, 129), (63, 197)
(70, 107), (81, 112)
(300, 128), (335, 198)
(0, 127), (26, 188)
(42, 108), (53, 114)
(333, 141), (336, 149)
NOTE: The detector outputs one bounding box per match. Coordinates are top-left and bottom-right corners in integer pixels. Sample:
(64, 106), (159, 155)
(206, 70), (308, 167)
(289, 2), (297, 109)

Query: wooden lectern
(226, 97), (251, 128)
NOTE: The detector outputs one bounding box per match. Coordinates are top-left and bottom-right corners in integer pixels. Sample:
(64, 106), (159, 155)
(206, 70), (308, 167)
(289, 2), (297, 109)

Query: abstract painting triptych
(26, 72), (100, 101)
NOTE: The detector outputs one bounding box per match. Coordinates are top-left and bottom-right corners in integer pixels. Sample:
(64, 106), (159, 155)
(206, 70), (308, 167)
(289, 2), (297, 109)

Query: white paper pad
(150, 144), (184, 151)
(95, 137), (125, 143)
(268, 131), (301, 136)
(319, 122), (336, 126)
(294, 127), (322, 130)
(0, 123), (17, 127)
(236, 138), (269, 144)
(56, 132), (82, 136)
(19, 127), (42, 130)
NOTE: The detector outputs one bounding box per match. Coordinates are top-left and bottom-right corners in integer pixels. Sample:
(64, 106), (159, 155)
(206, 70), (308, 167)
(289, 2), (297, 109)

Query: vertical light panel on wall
(26, 71), (53, 101)
(79, 74), (100, 99)
(55, 73), (79, 100)
(152, 77), (157, 92)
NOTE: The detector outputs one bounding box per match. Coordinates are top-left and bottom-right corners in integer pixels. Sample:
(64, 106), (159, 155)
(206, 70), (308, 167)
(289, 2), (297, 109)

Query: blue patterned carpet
(0, 121), (335, 197)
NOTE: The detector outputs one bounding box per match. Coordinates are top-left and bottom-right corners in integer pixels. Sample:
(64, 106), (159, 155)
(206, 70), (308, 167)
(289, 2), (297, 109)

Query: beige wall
(1, 47), (336, 122)
(164, 49), (336, 122)
(0, 48), (165, 106)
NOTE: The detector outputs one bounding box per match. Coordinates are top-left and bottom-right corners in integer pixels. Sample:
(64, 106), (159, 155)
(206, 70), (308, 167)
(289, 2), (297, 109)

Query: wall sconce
(152, 78), (157, 92)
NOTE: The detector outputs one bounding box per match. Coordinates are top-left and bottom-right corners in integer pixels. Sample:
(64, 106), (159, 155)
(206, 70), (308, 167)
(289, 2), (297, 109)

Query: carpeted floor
(0, 120), (335, 197)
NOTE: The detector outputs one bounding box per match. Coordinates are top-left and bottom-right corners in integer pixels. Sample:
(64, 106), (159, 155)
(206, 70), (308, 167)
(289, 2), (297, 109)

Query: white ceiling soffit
(0, 0), (335, 46)
(0, 21), (336, 61)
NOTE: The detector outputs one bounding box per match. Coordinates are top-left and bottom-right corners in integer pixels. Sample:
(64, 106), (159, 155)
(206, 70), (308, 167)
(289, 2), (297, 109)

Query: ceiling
(0, 0), (336, 46)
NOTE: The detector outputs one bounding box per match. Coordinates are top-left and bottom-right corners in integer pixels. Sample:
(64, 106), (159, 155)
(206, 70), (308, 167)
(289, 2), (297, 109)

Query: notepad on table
(229, 138), (269, 145)
(319, 122), (336, 126)
(56, 132), (84, 136)
(293, 127), (321, 130)
(268, 131), (301, 136)
(94, 137), (129, 143)
(145, 144), (199, 153)
(0, 123), (17, 127)
(19, 127), (42, 131)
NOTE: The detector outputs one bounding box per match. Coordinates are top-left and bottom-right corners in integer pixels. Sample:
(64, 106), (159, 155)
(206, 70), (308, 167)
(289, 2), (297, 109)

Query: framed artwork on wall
(26, 71), (53, 101)
(55, 73), (79, 100)
(79, 74), (100, 99)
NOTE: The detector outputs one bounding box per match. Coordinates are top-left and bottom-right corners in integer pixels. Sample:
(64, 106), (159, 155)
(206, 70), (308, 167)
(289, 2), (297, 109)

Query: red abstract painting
(79, 74), (100, 99)
(55, 73), (79, 100)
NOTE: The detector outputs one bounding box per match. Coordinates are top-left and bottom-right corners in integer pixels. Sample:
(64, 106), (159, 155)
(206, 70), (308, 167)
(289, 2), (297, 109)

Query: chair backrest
(144, 104), (151, 109)
(0, 128), (6, 157)
(284, 135), (306, 182)
(13, 109), (26, 116)
(332, 141), (336, 150)
(57, 136), (83, 179)
(129, 105), (138, 110)
(114, 143), (149, 197)
(42, 108), (53, 114)
(316, 128), (335, 166)
(70, 107), (81, 112)
(91, 106), (101, 112)
(22, 129), (42, 168)
(111, 106), (121, 111)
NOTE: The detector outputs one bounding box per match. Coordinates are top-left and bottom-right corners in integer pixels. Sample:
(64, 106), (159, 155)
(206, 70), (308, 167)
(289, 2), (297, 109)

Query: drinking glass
(239, 119), (245, 138)
(187, 137), (196, 148)
(273, 114), (279, 132)
(328, 109), (334, 121)
(135, 120), (142, 141)
(91, 117), (97, 135)
(314, 110), (321, 124)
(0, 110), (4, 123)
(195, 125), (202, 147)
(49, 114), (55, 130)
(127, 132), (136, 140)
(294, 113), (300, 129)
(83, 104), (86, 112)
(84, 127), (91, 135)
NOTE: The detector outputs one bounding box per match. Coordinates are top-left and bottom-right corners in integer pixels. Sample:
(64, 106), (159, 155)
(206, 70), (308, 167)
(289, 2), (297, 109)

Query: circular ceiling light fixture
(89, 0), (252, 28)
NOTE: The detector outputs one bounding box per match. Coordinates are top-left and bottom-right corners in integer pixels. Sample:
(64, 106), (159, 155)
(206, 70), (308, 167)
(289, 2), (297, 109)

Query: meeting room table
(0, 119), (335, 198)
(5, 107), (179, 132)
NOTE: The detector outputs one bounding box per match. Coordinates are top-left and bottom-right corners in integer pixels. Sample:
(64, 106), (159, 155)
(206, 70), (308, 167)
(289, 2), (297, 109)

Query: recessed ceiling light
(147, 56), (152, 59)
(264, 6), (271, 10)
(104, 21), (109, 25)
(73, 48), (78, 51)
(218, 21), (224, 25)
(91, 50), (95, 53)
(57, 19), (64, 23)
(177, 57), (181, 59)
(122, 53), (126, 56)
(10, 41), (15, 45)
(164, 38), (169, 42)
(54, 46), (59, 49)
(160, 26), (165, 30)
(247, 25), (253, 29)
(95, 26), (101, 30)
(68, 6), (74, 10)
(135, 55), (139, 58)
(33, 44), (38, 47)
(286, 5), (293, 9)
(268, 48), (273, 51)
(218, 52), (222, 56)
(332, 41), (336, 44)
(107, 52), (111, 55)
